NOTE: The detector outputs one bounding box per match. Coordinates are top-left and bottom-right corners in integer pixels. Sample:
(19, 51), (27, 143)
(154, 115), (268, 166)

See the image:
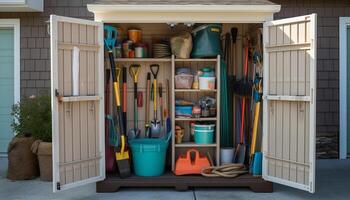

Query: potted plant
(11, 95), (52, 181)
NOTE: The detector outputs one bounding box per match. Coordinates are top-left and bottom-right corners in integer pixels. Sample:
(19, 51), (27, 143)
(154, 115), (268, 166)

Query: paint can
(135, 47), (143, 58)
(128, 29), (142, 43)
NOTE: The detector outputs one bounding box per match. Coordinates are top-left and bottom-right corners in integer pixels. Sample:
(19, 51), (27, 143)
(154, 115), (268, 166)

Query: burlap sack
(7, 136), (39, 180)
(171, 32), (193, 59)
(32, 140), (52, 181)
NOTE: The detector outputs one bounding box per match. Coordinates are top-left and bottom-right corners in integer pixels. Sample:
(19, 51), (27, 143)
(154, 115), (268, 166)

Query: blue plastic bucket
(194, 130), (214, 144)
(129, 133), (171, 176)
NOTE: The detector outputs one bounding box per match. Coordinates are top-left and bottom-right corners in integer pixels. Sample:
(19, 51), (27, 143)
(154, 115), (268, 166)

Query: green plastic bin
(191, 24), (222, 58)
(129, 133), (171, 176)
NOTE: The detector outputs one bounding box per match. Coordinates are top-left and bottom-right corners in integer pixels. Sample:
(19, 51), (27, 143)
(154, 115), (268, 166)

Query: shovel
(150, 64), (161, 138)
(234, 42), (250, 164)
(128, 64), (141, 140)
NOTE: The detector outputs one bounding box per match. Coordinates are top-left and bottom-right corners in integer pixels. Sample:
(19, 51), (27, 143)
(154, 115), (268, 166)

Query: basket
(175, 74), (193, 89)
(129, 133), (171, 176)
(170, 32), (192, 59)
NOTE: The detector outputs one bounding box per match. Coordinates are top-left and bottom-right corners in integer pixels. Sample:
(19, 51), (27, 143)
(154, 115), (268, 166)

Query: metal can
(135, 47), (143, 58)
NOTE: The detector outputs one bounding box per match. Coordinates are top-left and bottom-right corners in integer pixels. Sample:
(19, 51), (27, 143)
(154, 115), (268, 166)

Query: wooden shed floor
(96, 172), (273, 193)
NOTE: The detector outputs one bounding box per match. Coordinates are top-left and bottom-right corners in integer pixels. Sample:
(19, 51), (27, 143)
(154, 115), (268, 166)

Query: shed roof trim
(91, 0), (277, 5)
(88, 4), (281, 14)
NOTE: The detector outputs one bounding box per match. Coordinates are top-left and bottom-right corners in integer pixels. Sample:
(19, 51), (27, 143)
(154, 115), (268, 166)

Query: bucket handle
(186, 149), (200, 162)
(140, 144), (161, 152)
(164, 131), (172, 143)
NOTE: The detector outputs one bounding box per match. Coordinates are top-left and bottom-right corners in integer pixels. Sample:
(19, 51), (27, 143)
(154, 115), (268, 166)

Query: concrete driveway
(0, 158), (349, 200)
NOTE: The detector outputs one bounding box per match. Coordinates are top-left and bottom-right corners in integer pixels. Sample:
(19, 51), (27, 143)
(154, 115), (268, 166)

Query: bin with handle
(129, 132), (171, 176)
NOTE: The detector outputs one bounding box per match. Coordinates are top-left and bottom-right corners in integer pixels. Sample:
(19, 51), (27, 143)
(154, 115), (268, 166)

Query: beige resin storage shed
(50, 0), (317, 194)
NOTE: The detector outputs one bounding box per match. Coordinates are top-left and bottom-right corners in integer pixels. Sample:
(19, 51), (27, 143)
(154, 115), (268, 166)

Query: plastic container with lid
(175, 74), (194, 89)
(199, 77), (215, 90)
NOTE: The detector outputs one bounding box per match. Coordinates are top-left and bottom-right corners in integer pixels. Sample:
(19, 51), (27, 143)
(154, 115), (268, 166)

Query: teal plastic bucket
(194, 124), (215, 131)
(129, 133), (171, 176)
(194, 130), (214, 144)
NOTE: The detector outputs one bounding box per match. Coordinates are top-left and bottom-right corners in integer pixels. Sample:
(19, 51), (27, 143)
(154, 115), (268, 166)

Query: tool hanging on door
(145, 72), (151, 138)
(128, 64), (141, 140)
(150, 64), (161, 138)
(234, 39), (251, 164)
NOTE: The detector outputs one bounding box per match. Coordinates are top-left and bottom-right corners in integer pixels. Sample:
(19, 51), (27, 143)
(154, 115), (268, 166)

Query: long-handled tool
(109, 55), (130, 178)
(159, 83), (164, 126)
(105, 69), (116, 172)
(145, 72), (151, 138)
(165, 79), (171, 133)
(231, 28), (238, 146)
(234, 41), (250, 164)
(128, 64), (141, 140)
(122, 66), (127, 133)
(158, 83), (164, 137)
(250, 76), (262, 160)
(250, 56), (263, 176)
(150, 64), (161, 138)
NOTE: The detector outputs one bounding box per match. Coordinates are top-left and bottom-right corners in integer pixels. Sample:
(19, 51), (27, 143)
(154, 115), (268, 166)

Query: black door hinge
(57, 182), (61, 190)
(55, 89), (59, 97)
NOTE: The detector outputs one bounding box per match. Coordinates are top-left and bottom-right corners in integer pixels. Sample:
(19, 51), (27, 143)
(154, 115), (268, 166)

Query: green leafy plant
(11, 95), (52, 142)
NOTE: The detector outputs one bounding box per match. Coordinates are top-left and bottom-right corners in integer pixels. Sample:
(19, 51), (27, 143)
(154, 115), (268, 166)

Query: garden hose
(201, 163), (248, 178)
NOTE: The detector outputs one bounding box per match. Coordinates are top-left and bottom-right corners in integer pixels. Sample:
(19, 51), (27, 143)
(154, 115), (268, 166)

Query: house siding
(0, 0), (94, 97)
(271, 0), (345, 158)
(0, 0), (345, 158)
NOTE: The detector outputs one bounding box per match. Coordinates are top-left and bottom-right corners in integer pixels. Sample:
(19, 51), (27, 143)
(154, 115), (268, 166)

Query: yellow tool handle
(114, 82), (121, 107)
(250, 102), (260, 156)
(120, 135), (125, 154)
(153, 79), (157, 111)
(113, 67), (121, 106)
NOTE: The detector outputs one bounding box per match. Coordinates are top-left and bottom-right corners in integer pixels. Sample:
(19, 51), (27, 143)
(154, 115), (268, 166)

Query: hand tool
(145, 73), (151, 138)
(150, 64), (161, 138)
(128, 64), (141, 140)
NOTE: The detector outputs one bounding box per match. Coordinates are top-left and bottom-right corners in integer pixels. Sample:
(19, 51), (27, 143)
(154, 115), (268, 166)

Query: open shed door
(50, 15), (105, 192)
(262, 14), (317, 193)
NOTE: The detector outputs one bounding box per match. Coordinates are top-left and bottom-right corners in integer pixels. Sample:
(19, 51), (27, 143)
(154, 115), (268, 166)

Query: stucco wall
(0, 0), (346, 158)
